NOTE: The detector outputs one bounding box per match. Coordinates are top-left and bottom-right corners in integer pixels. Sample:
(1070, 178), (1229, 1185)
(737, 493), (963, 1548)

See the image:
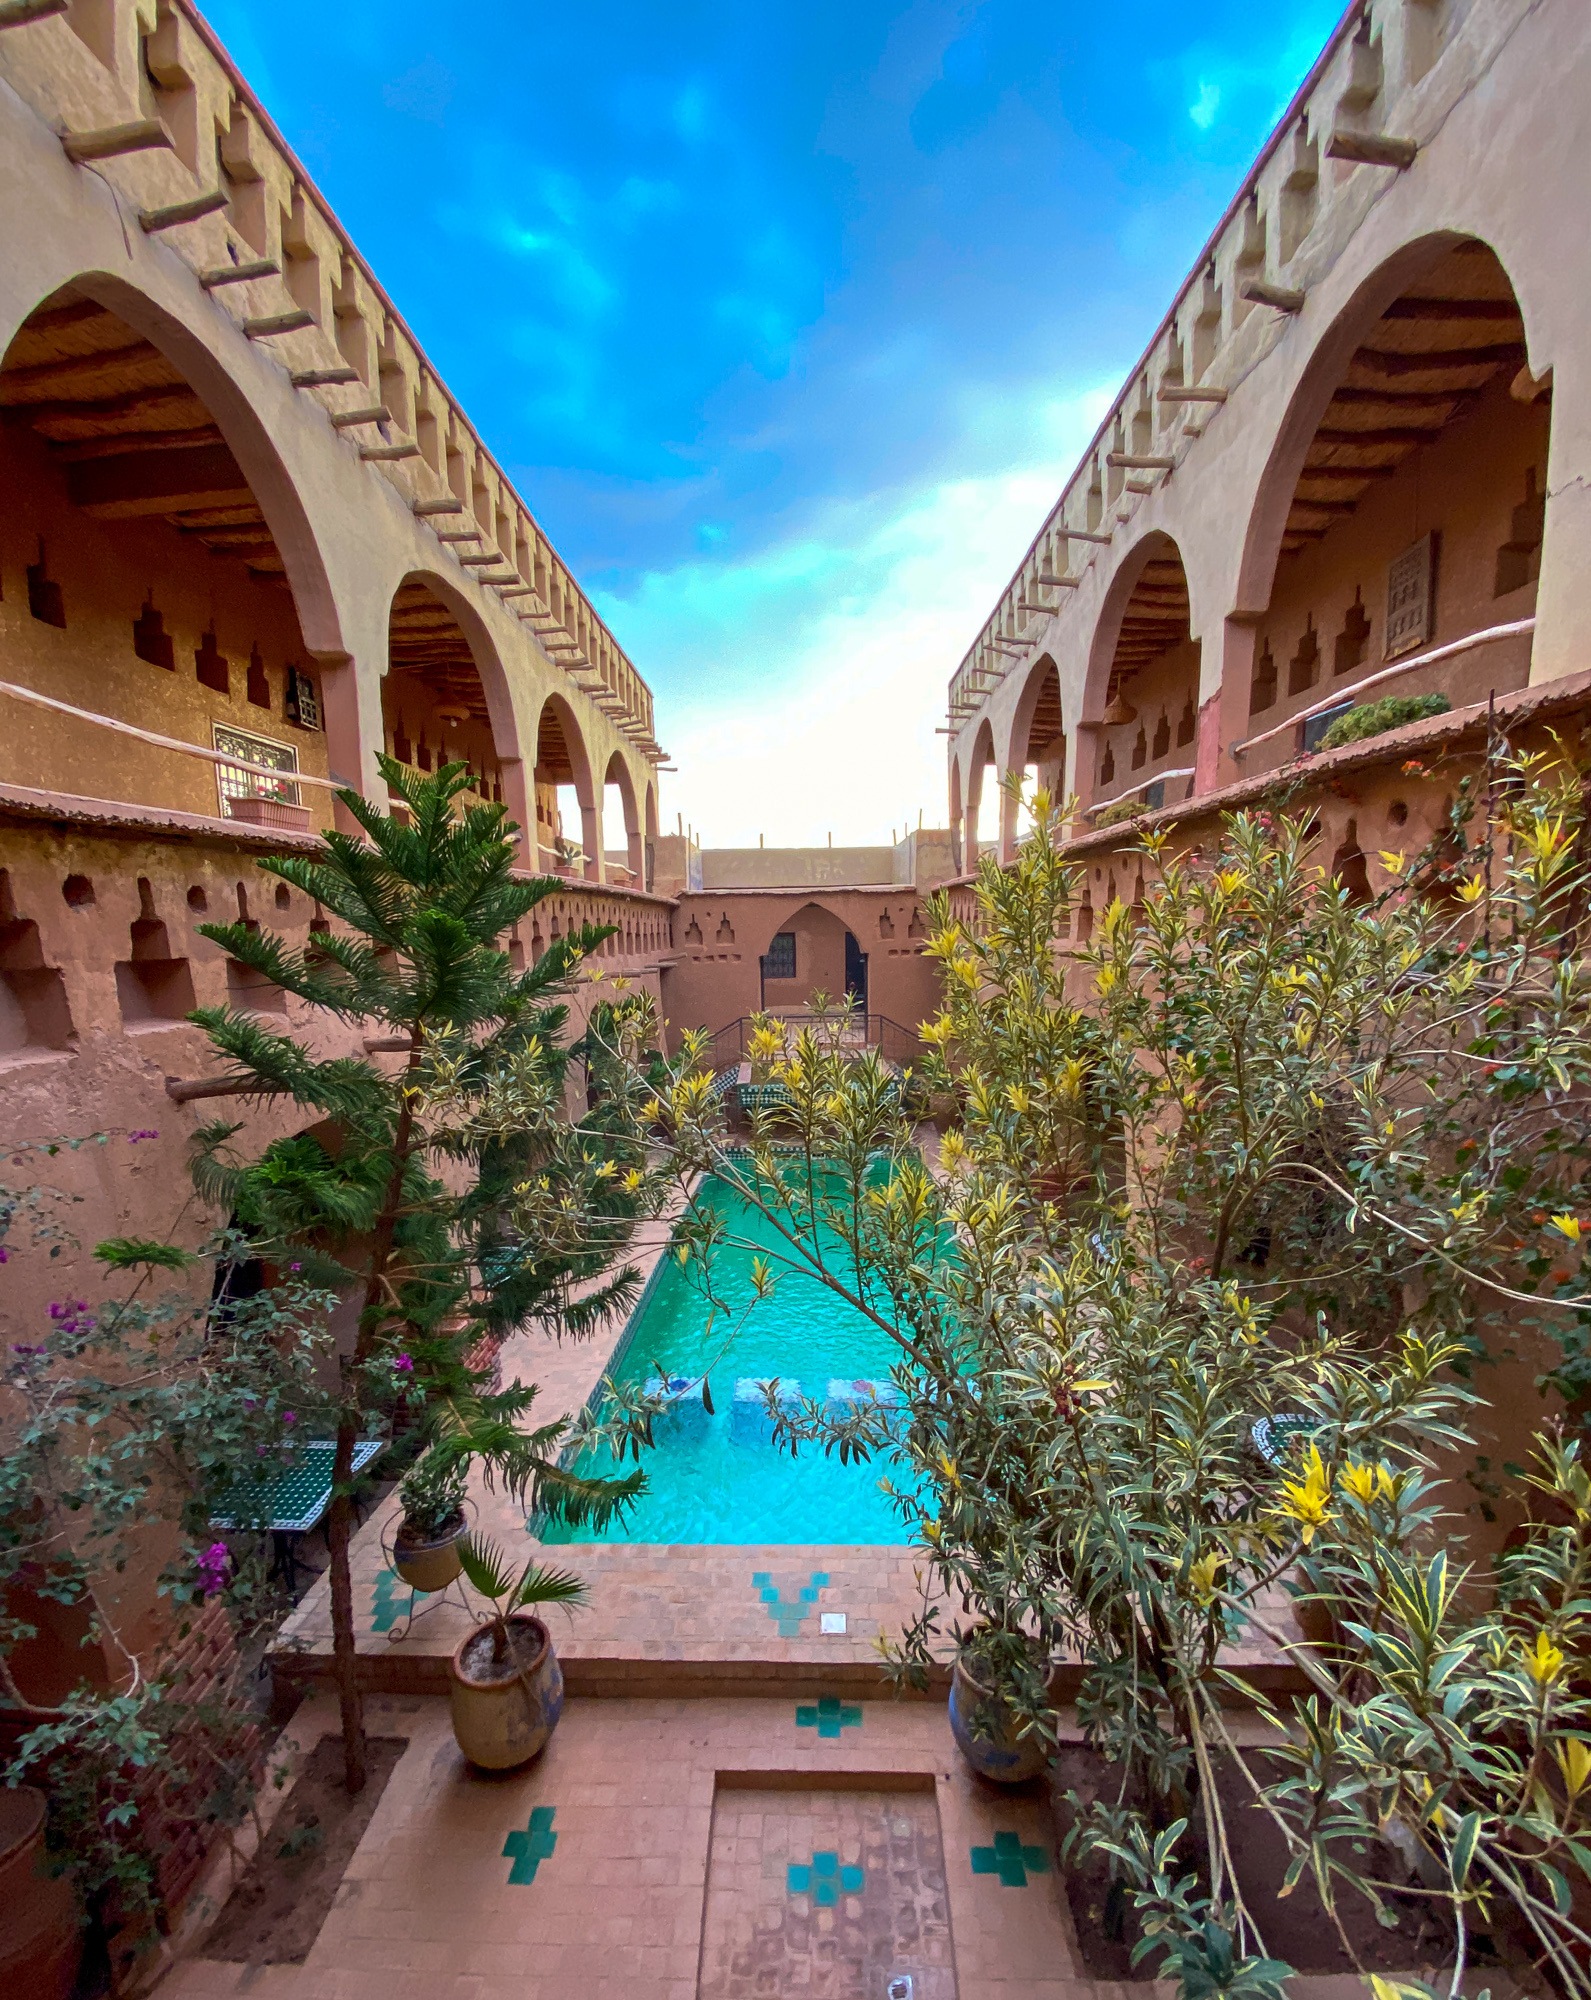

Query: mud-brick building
(947, 0), (1591, 895)
(0, 0), (680, 1817)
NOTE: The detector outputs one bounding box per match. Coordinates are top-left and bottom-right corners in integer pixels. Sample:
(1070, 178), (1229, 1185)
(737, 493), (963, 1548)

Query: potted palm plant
(449, 1534), (587, 1770)
(391, 1378), (600, 1595)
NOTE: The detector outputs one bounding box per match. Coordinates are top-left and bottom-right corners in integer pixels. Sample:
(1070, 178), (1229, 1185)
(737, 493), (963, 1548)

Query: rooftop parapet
(947, 0), (1476, 731)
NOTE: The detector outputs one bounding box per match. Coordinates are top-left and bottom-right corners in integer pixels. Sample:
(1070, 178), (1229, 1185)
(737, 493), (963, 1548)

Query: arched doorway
(385, 578), (521, 820)
(1231, 238), (1547, 781)
(533, 695), (598, 881)
(1082, 534), (1198, 819)
(0, 282), (350, 826)
(757, 901), (866, 1017)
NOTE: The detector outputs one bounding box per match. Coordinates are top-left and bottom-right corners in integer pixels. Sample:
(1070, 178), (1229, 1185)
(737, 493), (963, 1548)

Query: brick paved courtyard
(195, 1201), (1321, 1999)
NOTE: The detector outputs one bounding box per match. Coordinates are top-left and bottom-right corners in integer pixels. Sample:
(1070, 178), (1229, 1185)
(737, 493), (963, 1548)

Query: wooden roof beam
(67, 441), (252, 518)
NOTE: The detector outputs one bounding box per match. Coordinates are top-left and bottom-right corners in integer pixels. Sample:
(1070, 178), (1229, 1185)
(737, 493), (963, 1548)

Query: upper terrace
(945, 0), (1591, 866)
(0, 0), (662, 887)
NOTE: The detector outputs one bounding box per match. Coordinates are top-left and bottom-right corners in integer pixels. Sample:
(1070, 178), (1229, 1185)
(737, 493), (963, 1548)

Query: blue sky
(203, 0), (1345, 842)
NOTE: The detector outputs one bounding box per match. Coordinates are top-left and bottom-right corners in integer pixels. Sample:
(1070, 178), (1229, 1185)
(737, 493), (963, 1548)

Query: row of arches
(0, 274), (657, 888)
(952, 233), (1554, 864)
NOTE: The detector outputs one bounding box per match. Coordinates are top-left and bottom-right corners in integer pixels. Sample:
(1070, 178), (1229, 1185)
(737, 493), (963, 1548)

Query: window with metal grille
(762, 931), (795, 980)
(214, 724), (301, 815)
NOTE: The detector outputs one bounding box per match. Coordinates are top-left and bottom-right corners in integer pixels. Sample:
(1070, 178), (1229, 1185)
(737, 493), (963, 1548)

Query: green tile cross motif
(795, 1693), (862, 1736)
(971, 1830), (1050, 1887)
(787, 1849), (865, 1905)
(503, 1806), (558, 1885)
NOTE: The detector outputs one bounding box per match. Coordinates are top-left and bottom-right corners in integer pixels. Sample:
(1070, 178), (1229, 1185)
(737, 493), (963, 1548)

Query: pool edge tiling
(269, 1211), (1313, 1704)
(544, 1168), (922, 1548)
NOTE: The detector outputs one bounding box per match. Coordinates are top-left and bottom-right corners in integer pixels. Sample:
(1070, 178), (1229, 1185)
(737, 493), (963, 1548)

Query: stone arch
(533, 693), (599, 881)
(385, 570), (527, 828)
(963, 719), (998, 865)
(1006, 652), (1066, 830)
(948, 755), (965, 873)
(1235, 230), (1540, 617)
(754, 898), (867, 1014)
(1227, 232), (1545, 785)
(9, 273), (344, 655)
(1080, 531), (1197, 817)
(602, 751), (643, 884)
(0, 276), (357, 824)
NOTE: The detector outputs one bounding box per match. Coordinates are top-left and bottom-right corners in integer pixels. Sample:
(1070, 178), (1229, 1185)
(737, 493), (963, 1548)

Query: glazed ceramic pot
(948, 1652), (1049, 1784)
(0, 1786), (80, 2000)
(449, 1614), (564, 1770)
(392, 1512), (465, 1593)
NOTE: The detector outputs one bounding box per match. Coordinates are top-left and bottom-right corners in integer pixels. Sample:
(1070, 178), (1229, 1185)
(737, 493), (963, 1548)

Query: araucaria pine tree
(190, 760), (656, 1790)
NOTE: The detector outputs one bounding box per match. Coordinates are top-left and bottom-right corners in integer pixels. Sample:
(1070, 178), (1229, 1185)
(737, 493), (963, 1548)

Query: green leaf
(1448, 1810), (1481, 1890)
(456, 1531), (517, 1603)
(509, 1562), (589, 1613)
(93, 1238), (196, 1270)
(1535, 1859), (1572, 1916)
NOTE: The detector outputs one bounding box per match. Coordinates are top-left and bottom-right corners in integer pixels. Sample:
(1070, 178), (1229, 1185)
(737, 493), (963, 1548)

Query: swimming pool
(541, 1171), (916, 1545)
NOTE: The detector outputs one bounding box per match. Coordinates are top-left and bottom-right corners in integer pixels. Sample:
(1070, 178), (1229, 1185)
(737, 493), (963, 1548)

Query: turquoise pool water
(541, 1173), (915, 1545)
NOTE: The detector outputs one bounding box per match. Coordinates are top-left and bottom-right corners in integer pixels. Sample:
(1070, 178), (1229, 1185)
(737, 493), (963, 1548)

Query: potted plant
(449, 1534), (587, 1770)
(389, 1376), (615, 1598)
(392, 1453), (468, 1593)
(0, 1786), (80, 2000)
(947, 1627), (1053, 1785)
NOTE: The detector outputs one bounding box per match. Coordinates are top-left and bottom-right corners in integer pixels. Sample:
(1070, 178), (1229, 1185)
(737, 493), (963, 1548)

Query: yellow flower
(1188, 1552), (1223, 1605)
(1526, 1629), (1565, 1687)
(1096, 965), (1118, 997)
(1557, 1737), (1591, 1799)
(1550, 1214), (1584, 1243)
(1340, 1461), (1395, 1506)
(1378, 850), (1407, 878)
(1007, 1084), (1031, 1115)
(1457, 873), (1487, 904)
(1274, 1443), (1333, 1545)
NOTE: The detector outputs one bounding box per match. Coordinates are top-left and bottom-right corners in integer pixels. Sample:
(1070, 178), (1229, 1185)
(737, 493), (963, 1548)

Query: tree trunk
(326, 1398), (365, 1794)
(326, 1038), (423, 1795)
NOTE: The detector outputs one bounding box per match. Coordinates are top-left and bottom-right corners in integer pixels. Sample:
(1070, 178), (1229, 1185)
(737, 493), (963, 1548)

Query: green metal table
(211, 1439), (384, 1589)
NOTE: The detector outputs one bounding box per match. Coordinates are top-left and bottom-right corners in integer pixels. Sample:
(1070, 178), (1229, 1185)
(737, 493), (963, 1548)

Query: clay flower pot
(948, 1651), (1050, 1785)
(392, 1511), (466, 1593)
(449, 1613), (564, 1770)
(0, 1786), (80, 2000)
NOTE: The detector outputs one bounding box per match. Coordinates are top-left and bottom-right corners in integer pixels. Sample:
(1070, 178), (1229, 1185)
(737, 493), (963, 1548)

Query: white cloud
(1188, 79), (1221, 130)
(597, 381), (1114, 846)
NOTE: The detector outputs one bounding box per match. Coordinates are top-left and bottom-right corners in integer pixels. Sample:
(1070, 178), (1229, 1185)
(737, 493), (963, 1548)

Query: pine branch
(187, 1007), (391, 1122)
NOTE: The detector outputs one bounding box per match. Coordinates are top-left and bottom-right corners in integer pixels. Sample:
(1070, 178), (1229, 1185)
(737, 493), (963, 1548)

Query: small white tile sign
(819, 1611), (848, 1635)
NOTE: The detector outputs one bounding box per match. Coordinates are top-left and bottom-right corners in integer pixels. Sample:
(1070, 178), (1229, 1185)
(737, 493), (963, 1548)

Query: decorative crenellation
(948, 0), (1471, 727)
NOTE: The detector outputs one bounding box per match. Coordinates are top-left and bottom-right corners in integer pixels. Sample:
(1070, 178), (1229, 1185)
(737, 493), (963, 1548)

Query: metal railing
(703, 1010), (924, 1072)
